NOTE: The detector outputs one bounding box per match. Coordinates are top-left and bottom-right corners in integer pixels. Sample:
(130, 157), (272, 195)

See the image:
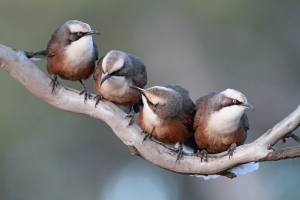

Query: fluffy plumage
(134, 85), (195, 161)
(193, 89), (253, 154)
(93, 50), (147, 107)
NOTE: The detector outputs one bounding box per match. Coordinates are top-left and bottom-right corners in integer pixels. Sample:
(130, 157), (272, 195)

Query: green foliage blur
(1, 0), (300, 199)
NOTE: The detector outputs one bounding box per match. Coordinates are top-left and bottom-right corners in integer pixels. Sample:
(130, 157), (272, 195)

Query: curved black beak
(100, 73), (111, 85)
(130, 86), (150, 102)
(86, 30), (101, 36)
(130, 86), (146, 95)
(242, 102), (255, 111)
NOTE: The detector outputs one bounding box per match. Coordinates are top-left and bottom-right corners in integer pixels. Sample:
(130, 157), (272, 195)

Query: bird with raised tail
(93, 50), (147, 125)
(131, 85), (195, 161)
(193, 88), (255, 159)
(26, 20), (100, 102)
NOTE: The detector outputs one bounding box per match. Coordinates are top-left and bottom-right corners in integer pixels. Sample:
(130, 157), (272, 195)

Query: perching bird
(93, 50), (147, 125)
(25, 20), (100, 102)
(193, 89), (254, 159)
(131, 84), (195, 161)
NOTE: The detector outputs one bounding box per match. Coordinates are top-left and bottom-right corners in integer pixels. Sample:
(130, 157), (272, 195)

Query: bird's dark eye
(148, 101), (157, 111)
(232, 99), (242, 105)
(77, 32), (83, 37)
(111, 67), (123, 76)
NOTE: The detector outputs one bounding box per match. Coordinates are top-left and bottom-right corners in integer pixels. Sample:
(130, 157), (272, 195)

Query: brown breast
(138, 111), (192, 145)
(195, 124), (247, 154)
(47, 57), (95, 81)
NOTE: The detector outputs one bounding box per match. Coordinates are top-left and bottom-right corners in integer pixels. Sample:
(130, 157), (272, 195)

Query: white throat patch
(142, 96), (163, 126)
(65, 36), (94, 66)
(100, 74), (127, 96)
(208, 106), (246, 135)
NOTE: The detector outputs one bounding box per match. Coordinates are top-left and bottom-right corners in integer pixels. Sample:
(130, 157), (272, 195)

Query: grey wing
(241, 112), (250, 131)
(165, 84), (195, 114)
(130, 54), (147, 88)
(183, 98), (195, 134)
(193, 92), (217, 130)
(193, 96), (206, 130)
(46, 33), (57, 58)
(93, 55), (105, 81)
(46, 44), (55, 58)
(165, 85), (195, 133)
(184, 98), (195, 115)
(165, 85), (189, 99)
(93, 38), (99, 61)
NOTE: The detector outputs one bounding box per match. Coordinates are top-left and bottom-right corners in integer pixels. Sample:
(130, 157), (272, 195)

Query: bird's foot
(79, 87), (91, 103)
(93, 95), (103, 108)
(79, 80), (91, 103)
(197, 149), (208, 162)
(140, 130), (147, 135)
(175, 143), (183, 162)
(142, 132), (152, 143)
(228, 143), (237, 159)
(125, 106), (135, 127)
(49, 75), (58, 94)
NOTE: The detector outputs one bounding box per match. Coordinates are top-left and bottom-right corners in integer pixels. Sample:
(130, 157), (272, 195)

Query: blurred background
(1, 0), (300, 199)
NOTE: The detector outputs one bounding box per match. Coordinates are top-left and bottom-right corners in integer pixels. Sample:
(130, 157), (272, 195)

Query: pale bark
(1, 44), (300, 178)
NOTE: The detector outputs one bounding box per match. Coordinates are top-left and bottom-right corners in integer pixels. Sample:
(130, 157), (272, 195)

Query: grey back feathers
(194, 92), (217, 122)
(165, 84), (195, 116)
(129, 54), (147, 88)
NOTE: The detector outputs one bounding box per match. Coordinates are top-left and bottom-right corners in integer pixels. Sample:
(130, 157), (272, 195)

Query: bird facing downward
(26, 20), (100, 102)
(193, 89), (254, 158)
(131, 85), (195, 161)
(93, 50), (147, 125)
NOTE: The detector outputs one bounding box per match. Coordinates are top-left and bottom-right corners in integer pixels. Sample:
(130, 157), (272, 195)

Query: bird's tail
(132, 98), (144, 113)
(183, 135), (200, 153)
(22, 50), (47, 60)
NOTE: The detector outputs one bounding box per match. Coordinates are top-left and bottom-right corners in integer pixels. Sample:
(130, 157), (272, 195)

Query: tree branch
(259, 146), (300, 162)
(1, 44), (300, 177)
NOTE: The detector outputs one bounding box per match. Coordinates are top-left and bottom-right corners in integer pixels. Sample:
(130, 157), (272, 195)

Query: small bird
(131, 84), (195, 161)
(93, 50), (147, 124)
(193, 89), (254, 159)
(26, 20), (100, 102)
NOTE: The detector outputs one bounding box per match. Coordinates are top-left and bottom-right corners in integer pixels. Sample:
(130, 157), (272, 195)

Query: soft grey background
(1, 1), (300, 199)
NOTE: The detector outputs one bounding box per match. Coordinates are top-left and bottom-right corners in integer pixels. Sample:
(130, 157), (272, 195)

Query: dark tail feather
(132, 103), (140, 113)
(184, 135), (201, 153)
(23, 50), (47, 60)
(132, 98), (144, 113)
